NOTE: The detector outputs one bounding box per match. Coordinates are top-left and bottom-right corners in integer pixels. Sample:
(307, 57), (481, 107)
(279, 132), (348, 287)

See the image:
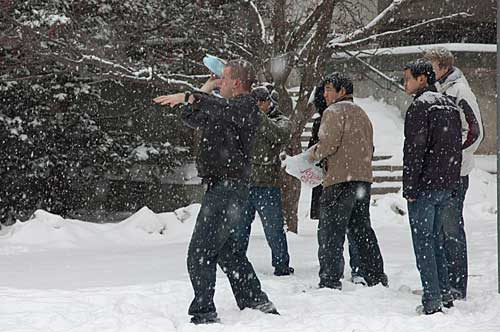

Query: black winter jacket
(403, 86), (462, 200)
(308, 115), (322, 148)
(180, 92), (261, 182)
(308, 109), (325, 220)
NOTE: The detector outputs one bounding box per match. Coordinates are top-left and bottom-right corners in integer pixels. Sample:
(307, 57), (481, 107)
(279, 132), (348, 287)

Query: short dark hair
(322, 72), (354, 95)
(404, 59), (436, 85)
(313, 80), (328, 114)
(226, 59), (256, 91)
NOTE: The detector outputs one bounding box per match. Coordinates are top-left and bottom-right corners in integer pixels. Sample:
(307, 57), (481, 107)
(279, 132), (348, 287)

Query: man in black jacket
(424, 47), (484, 300)
(154, 60), (277, 324)
(402, 59), (462, 315)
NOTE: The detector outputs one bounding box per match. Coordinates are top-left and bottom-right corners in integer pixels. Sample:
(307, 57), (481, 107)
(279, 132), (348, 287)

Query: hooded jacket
(436, 67), (484, 176)
(250, 106), (291, 187)
(403, 86), (462, 200)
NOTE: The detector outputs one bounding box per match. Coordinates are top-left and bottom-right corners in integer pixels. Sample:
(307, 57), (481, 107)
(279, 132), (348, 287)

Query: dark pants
(187, 180), (270, 320)
(408, 190), (453, 312)
(312, 184), (363, 278)
(443, 175), (469, 299)
(237, 186), (290, 270)
(318, 181), (385, 289)
(346, 231), (363, 278)
(310, 185), (323, 220)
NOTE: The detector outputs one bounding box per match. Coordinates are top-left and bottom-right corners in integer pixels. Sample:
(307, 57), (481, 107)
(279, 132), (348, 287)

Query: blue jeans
(408, 190), (453, 312)
(187, 180), (270, 319)
(236, 186), (290, 270)
(443, 176), (469, 299)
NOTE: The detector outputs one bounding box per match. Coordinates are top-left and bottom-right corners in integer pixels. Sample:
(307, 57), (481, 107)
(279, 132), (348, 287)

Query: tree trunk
(280, 0), (337, 234)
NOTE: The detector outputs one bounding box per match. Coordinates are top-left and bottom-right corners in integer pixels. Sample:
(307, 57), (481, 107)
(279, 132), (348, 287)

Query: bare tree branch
(343, 50), (404, 91)
(328, 0), (410, 47)
(156, 75), (196, 89)
(298, 28), (316, 57)
(330, 12), (473, 48)
(0, 73), (58, 82)
(290, 0), (337, 138)
(75, 55), (136, 75)
(249, 1), (267, 44)
(226, 38), (255, 57)
(168, 73), (211, 80)
(272, 0), (287, 54)
(285, 0), (328, 53)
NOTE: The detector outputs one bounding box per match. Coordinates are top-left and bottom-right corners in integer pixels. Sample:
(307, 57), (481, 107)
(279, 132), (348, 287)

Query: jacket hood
(267, 104), (284, 118)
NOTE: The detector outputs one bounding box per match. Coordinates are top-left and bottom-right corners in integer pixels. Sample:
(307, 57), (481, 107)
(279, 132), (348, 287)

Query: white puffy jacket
(436, 67), (484, 176)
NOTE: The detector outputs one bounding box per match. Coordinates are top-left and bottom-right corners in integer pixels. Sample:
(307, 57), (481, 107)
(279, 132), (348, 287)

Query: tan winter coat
(311, 96), (373, 188)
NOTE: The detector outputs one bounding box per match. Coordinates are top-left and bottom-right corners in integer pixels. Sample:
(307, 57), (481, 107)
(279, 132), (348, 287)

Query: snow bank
(0, 205), (201, 251)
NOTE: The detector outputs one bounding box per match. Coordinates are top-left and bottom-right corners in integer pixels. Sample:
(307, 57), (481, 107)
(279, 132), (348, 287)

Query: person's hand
(407, 198), (416, 202)
(153, 93), (185, 107)
(200, 75), (220, 93)
(307, 145), (317, 162)
(308, 150), (316, 163)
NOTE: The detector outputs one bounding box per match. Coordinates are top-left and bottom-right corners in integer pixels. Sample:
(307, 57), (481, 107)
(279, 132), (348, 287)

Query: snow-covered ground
(358, 96), (405, 163)
(1, 98), (499, 332)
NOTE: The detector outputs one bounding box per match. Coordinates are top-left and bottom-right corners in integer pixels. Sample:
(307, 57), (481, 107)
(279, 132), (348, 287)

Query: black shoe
(274, 266), (294, 276)
(442, 300), (454, 309)
(190, 313), (220, 325)
(366, 273), (389, 288)
(416, 305), (443, 315)
(318, 280), (342, 290)
(253, 301), (280, 315)
(451, 289), (466, 301)
(380, 274), (389, 287)
(441, 291), (455, 308)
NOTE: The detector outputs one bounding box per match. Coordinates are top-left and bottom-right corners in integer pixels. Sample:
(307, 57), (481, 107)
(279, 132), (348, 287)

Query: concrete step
(373, 165), (403, 172)
(373, 169), (402, 176)
(372, 180), (401, 195)
(373, 167), (403, 195)
(372, 186), (401, 195)
(372, 155), (392, 161)
(373, 175), (402, 183)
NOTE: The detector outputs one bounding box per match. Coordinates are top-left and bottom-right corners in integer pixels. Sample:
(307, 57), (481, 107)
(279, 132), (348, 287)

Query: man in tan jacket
(309, 72), (387, 290)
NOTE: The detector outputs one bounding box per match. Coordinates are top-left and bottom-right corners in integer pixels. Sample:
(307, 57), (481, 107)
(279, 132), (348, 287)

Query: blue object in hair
(203, 54), (226, 77)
